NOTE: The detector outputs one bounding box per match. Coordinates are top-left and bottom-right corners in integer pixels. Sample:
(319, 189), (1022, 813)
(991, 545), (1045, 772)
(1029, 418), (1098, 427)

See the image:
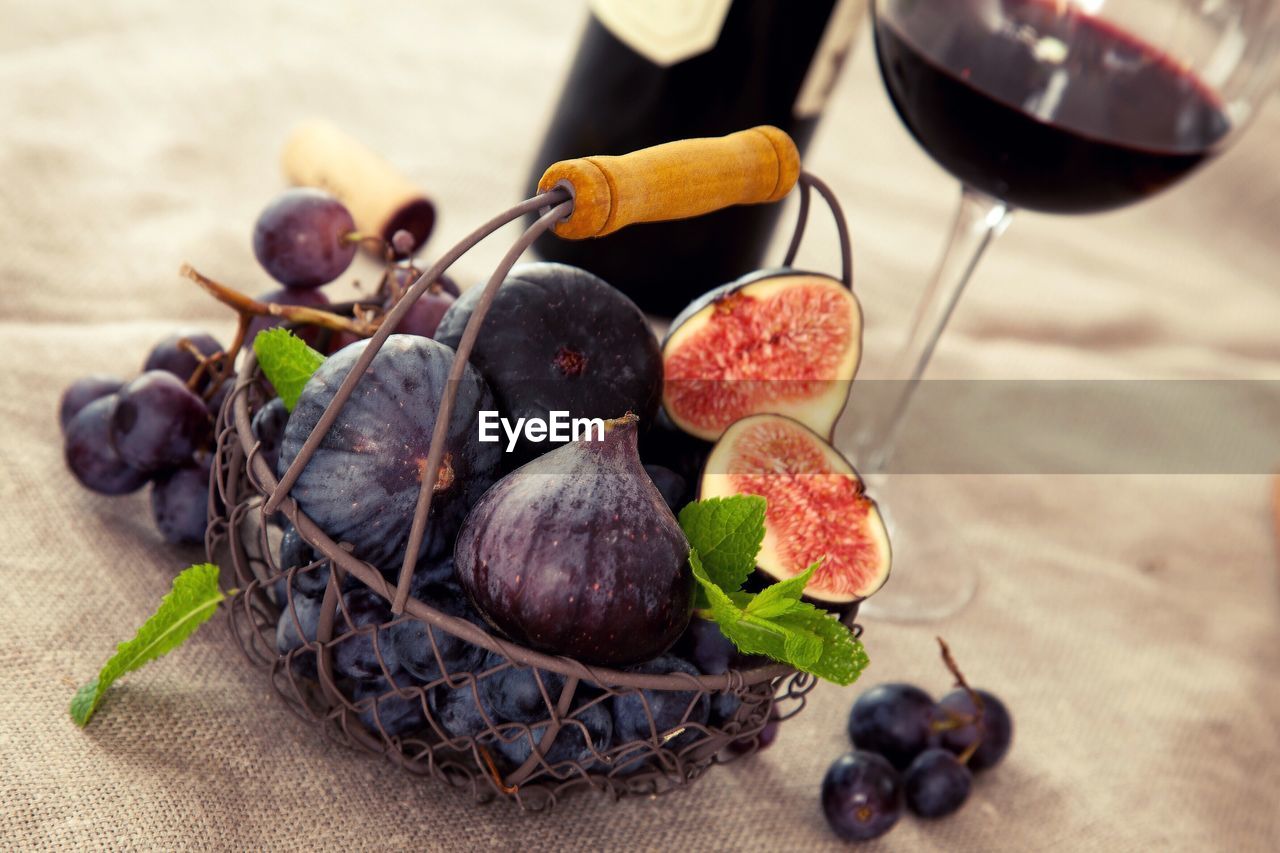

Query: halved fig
(662, 269), (862, 442)
(700, 414), (891, 605)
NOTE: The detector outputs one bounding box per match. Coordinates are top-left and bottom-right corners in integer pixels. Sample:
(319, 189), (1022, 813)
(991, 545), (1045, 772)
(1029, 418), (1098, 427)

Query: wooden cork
(537, 126), (800, 240)
(282, 119), (435, 251)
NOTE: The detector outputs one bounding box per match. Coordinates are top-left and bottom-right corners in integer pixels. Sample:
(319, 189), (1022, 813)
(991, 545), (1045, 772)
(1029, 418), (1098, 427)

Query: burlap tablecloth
(3, 2), (1278, 850)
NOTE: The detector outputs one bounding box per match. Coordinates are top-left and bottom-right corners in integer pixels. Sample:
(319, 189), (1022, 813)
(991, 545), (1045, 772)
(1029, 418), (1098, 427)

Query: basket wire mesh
(207, 171), (858, 811)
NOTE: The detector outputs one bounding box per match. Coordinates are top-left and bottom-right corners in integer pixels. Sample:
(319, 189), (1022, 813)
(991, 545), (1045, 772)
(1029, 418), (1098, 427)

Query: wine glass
(853, 0), (1280, 620)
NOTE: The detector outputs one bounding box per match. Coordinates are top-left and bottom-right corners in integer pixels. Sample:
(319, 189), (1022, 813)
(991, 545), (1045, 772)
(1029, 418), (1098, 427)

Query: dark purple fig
(278, 334), (501, 574)
(434, 262), (662, 465)
(454, 414), (692, 667)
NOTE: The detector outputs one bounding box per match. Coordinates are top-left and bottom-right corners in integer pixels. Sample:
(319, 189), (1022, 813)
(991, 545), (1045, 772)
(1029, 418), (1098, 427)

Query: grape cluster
(276, 565), (776, 768)
(61, 188), (456, 547)
(60, 332), (227, 545)
(822, 672), (1013, 842)
(246, 189), (456, 354)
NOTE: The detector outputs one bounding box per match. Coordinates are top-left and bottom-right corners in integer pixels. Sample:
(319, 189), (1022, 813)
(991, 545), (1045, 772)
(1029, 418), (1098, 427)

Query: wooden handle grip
(537, 126), (800, 240)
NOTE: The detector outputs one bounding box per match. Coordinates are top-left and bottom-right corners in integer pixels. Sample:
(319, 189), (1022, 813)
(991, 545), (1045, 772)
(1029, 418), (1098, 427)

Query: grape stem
(180, 264), (379, 337)
(341, 230), (393, 261)
(934, 636), (985, 765)
(177, 336), (219, 393)
(476, 745), (518, 795)
(181, 263), (383, 408)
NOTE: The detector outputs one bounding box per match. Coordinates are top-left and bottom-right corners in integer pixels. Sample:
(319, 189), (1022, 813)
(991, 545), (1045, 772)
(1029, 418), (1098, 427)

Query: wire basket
(207, 127), (860, 811)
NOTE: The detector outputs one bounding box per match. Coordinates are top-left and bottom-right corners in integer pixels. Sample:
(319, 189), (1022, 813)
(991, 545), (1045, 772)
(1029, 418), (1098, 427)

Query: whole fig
(455, 414), (692, 667)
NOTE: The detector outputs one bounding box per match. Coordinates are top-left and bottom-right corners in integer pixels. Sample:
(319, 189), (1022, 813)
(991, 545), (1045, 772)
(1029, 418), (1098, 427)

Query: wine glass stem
(854, 186), (1013, 473)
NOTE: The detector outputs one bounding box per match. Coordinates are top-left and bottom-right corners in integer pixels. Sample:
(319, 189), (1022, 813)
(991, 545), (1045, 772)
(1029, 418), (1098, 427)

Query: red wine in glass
(854, 0), (1280, 622)
(874, 0), (1232, 213)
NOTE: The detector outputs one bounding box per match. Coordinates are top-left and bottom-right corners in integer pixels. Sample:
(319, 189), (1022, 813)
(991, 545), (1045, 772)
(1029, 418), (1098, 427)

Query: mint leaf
(745, 559), (821, 619)
(773, 603), (869, 685)
(253, 328), (325, 411)
(689, 549), (867, 686)
(690, 550), (743, 627)
(70, 563), (227, 727)
(678, 495), (766, 600)
(782, 626), (822, 668)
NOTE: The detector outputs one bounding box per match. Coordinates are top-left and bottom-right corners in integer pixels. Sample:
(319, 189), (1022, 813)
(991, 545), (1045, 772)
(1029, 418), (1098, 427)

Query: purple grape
(354, 671), (428, 738)
(109, 371), (211, 472)
(59, 375), (124, 432)
(822, 751), (904, 842)
(332, 588), (399, 681)
(612, 654), (709, 749)
(904, 748), (972, 818)
(150, 458), (212, 545)
(679, 617), (737, 675)
(847, 683), (938, 770)
(430, 680), (496, 740)
(390, 288), (454, 339)
(246, 287), (331, 350)
(273, 523), (336, 601)
(644, 464), (688, 513)
(936, 688), (1013, 772)
(676, 617), (767, 725)
(390, 229), (416, 257)
(275, 591), (325, 680)
(494, 699), (613, 770)
(728, 718), (779, 755)
(480, 661), (566, 725)
(438, 275), (460, 298)
(320, 328), (361, 356)
(204, 374), (235, 419)
(252, 188), (356, 288)
(143, 330), (223, 390)
(387, 579), (487, 683)
(251, 397), (288, 474)
(63, 396), (150, 495)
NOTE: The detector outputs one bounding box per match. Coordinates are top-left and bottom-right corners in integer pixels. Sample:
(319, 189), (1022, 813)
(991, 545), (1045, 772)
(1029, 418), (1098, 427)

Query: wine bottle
(529, 0), (865, 316)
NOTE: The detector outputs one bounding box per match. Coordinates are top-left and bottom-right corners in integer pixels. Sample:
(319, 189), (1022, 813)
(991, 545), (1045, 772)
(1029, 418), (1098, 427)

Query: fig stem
(602, 411), (639, 432)
(935, 636), (985, 765)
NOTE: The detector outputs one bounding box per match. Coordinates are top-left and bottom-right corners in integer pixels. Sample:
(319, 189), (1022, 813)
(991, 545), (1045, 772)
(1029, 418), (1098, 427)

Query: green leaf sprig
(252, 327), (325, 411)
(678, 496), (868, 686)
(70, 563), (228, 726)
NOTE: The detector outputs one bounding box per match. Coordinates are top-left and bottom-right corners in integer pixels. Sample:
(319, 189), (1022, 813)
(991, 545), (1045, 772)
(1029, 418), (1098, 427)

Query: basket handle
(537, 126), (800, 240)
